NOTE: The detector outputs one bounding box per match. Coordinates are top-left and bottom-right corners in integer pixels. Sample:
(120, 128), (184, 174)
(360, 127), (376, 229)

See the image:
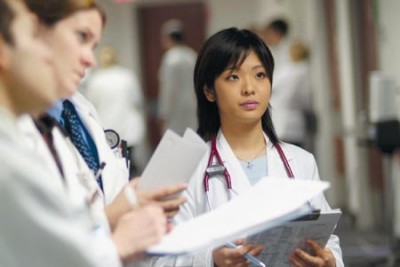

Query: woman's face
(205, 50), (271, 128)
(39, 9), (102, 99)
(5, 0), (56, 115)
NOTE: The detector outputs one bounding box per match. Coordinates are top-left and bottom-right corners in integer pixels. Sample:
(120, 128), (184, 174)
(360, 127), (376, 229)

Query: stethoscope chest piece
(104, 129), (120, 149)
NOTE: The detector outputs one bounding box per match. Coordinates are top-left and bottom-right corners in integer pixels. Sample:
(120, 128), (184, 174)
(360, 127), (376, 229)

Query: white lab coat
(158, 45), (197, 135)
(158, 131), (344, 267)
(71, 92), (129, 203)
(17, 115), (109, 227)
(0, 108), (121, 267)
(86, 65), (146, 147)
(270, 61), (311, 143)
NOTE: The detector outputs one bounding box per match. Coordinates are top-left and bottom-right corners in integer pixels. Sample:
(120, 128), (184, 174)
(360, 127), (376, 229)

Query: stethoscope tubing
(204, 137), (294, 210)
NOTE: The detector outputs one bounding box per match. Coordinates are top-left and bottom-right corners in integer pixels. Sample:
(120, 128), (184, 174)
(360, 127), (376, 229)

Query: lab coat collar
(47, 100), (63, 122)
(267, 139), (295, 178)
(71, 93), (102, 124)
(215, 130), (295, 193)
(70, 93), (106, 155)
(0, 107), (24, 144)
(215, 131), (252, 196)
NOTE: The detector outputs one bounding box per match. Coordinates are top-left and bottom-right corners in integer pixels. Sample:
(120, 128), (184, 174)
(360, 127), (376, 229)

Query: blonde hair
(290, 40), (309, 62)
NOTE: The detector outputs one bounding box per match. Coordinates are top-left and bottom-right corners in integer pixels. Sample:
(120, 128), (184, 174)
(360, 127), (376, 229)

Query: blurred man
(262, 18), (290, 72)
(157, 19), (197, 135)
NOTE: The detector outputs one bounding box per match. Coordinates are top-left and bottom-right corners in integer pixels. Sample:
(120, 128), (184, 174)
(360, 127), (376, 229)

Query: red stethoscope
(203, 137), (294, 209)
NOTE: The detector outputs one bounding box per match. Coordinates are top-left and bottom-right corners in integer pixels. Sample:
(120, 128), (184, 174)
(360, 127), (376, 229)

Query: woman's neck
(221, 121), (266, 160)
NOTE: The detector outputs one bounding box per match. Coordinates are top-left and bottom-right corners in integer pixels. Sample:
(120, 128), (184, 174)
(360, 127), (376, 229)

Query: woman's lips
(240, 100), (259, 110)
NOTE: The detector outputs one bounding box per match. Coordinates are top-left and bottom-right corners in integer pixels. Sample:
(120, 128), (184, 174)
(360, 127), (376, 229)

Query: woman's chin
(59, 83), (78, 99)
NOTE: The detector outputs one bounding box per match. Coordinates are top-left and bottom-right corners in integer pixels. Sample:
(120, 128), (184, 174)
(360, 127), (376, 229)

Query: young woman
(173, 28), (344, 267)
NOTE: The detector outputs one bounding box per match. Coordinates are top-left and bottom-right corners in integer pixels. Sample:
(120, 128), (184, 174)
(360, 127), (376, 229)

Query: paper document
(138, 128), (208, 190)
(246, 209), (341, 267)
(146, 178), (330, 256)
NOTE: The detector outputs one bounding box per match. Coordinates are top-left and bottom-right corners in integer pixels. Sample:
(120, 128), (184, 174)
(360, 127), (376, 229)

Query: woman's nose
(82, 50), (97, 68)
(242, 78), (255, 96)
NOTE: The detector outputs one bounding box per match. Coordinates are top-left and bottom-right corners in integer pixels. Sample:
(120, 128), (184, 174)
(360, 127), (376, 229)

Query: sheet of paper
(146, 178), (330, 256)
(246, 209), (341, 267)
(138, 128), (208, 190)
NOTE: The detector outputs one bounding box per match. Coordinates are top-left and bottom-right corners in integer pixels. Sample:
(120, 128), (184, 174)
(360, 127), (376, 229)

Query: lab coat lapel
(52, 127), (105, 202)
(217, 132), (253, 196)
(267, 140), (295, 178)
(71, 93), (128, 203)
(71, 94), (115, 200)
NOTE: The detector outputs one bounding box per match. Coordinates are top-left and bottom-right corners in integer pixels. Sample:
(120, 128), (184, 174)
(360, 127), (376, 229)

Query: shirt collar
(47, 100), (64, 122)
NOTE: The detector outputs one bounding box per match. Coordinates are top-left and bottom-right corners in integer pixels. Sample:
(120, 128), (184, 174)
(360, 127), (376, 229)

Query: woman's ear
(203, 86), (216, 102)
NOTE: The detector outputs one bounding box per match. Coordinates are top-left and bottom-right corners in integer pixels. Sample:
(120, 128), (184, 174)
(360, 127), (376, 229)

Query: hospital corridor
(91, 0), (400, 265)
(0, 0), (399, 266)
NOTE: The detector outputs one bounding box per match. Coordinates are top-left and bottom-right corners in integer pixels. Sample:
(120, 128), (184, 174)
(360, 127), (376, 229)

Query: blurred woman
(17, 0), (187, 263)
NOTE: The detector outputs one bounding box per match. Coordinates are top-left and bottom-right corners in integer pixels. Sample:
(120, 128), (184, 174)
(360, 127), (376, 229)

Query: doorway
(137, 2), (206, 150)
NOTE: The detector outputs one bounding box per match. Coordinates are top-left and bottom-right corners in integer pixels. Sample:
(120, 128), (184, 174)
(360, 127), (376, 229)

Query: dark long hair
(23, 0), (106, 27)
(194, 27), (279, 145)
(0, 0), (16, 45)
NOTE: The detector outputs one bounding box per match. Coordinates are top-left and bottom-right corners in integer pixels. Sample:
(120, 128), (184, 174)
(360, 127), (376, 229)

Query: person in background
(0, 0), (166, 266)
(157, 19), (198, 135)
(170, 27), (343, 267)
(269, 40), (314, 149)
(86, 45), (146, 176)
(262, 18), (290, 75)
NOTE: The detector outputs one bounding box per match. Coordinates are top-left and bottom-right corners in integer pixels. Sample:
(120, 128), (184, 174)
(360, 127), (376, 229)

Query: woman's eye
(227, 74), (239, 80)
(256, 72), (267, 79)
(77, 31), (89, 43)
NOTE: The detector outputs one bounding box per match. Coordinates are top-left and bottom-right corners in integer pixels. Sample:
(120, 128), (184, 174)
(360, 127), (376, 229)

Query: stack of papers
(146, 178), (330, 256)
(138, 128), (208, 190)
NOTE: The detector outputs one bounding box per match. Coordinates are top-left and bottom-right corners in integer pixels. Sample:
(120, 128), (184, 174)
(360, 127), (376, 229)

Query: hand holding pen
(212, 239), (265, 267)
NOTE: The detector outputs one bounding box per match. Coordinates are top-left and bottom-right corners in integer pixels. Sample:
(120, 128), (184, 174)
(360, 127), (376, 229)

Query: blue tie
(61, 100), (102, 189)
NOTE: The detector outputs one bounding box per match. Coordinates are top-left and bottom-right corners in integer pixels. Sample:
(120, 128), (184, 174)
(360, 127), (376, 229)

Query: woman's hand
(131, 178), (187, 218)
(112, 205), (167, 263)
(213, 239), (264, 267)
(289, 239), (335, 267)
(106, 178), (187, 230)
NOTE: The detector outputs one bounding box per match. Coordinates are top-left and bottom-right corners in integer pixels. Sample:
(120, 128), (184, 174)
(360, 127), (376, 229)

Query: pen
(124, 184), (138, 207)
(225, 242), (266, 267)
(86, 163), (106, 205)
(95, 162), (106, 180)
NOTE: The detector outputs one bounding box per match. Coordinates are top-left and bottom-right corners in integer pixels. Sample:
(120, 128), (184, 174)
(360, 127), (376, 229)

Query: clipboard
(291, 209), (321, 221)
(245, 209), (341, 267)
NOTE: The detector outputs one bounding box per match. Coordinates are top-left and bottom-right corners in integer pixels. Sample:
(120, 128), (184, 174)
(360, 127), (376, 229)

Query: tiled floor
(334, 211), (399, 266)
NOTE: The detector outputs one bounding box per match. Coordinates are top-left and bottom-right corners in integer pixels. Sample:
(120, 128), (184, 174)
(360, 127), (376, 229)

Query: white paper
(138, 128), (208, 190)
(146, 178), (330, 256)
(246, 209), (341, 267)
